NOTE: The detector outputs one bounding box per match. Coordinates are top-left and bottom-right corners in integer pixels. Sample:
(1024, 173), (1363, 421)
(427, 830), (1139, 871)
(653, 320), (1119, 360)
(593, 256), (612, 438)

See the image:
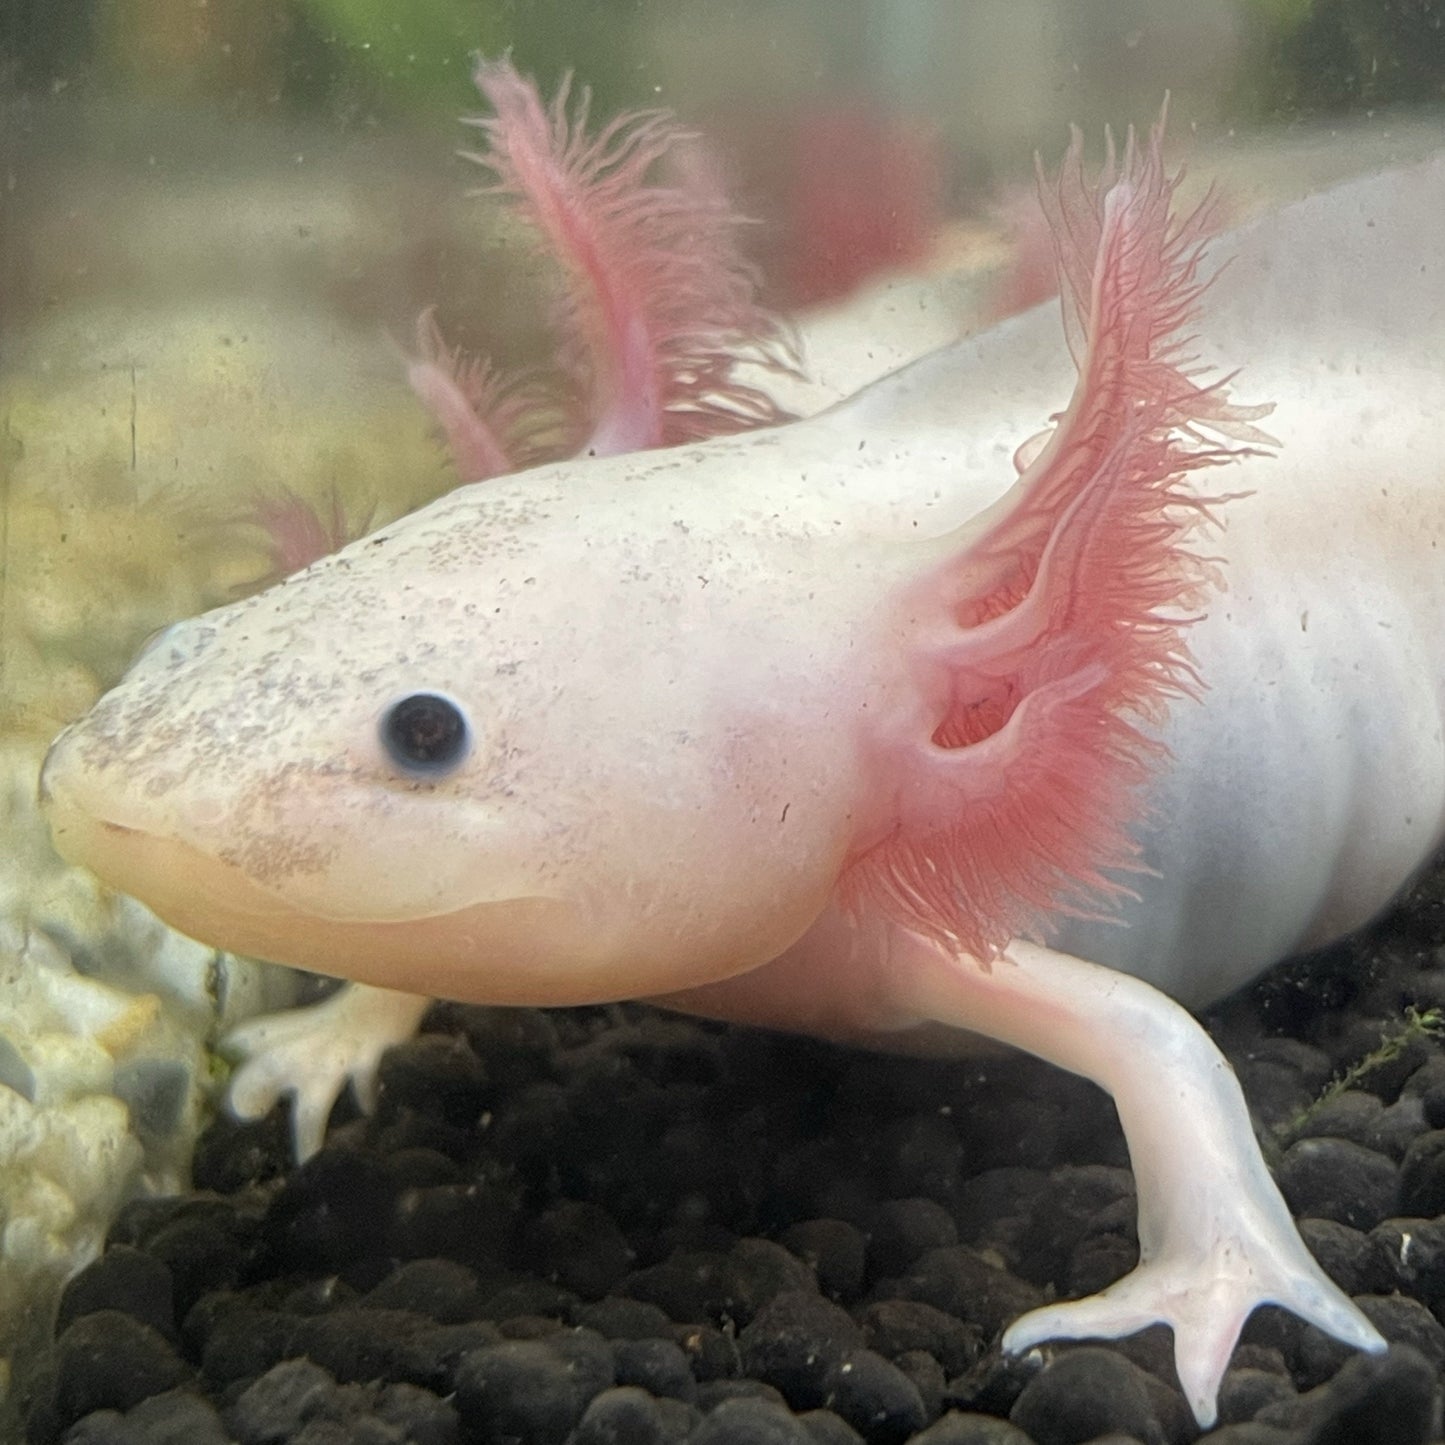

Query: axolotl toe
(40, 113), (1445, 1425)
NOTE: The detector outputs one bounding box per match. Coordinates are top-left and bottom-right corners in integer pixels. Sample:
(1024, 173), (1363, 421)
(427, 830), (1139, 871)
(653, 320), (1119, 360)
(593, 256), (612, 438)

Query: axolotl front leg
(225, 984), (433, 1161)
(958, 946), (1381, 1420)
(651, 916), (1386, 1426)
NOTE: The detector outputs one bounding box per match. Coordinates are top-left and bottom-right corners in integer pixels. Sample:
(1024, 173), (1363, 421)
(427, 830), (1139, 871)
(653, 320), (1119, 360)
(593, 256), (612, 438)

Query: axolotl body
(38, 124), (1445, 1426)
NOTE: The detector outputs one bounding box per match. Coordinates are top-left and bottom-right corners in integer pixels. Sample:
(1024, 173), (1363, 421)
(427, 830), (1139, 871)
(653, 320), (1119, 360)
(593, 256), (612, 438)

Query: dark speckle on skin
(216, 762), (343, 885)
(217, 829), (333, 887)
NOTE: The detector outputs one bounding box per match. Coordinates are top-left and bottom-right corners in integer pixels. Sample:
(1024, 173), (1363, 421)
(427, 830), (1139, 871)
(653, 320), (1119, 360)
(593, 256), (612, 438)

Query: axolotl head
(42, 122), (1251, 1005)
(40, 455), (882, 1005)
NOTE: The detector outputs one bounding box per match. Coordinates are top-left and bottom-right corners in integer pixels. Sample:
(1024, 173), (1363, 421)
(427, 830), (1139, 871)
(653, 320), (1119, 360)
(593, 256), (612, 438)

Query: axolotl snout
(39, 120), (1445, 1425)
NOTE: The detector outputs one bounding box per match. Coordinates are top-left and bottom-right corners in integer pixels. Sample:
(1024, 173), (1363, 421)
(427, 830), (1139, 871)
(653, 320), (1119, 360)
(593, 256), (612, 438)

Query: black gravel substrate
(23, 859), (1445, 1445)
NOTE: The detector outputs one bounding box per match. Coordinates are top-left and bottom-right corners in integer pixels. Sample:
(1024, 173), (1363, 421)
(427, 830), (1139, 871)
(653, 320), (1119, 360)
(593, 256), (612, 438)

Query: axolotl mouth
(37, 733), (630, 1007)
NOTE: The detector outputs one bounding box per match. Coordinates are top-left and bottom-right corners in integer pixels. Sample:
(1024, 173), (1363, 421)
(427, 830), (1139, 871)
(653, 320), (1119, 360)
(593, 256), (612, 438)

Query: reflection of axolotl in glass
(39, 59), (1444, 1427)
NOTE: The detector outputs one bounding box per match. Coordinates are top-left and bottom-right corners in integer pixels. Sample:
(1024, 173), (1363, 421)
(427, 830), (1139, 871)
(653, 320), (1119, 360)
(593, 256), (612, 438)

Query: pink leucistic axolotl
(38, 74), (1445, 1423)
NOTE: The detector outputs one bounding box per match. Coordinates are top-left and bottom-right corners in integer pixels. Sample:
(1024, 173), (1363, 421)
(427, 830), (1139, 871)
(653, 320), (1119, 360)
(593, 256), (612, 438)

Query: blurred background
(2, 0), (1443, 739)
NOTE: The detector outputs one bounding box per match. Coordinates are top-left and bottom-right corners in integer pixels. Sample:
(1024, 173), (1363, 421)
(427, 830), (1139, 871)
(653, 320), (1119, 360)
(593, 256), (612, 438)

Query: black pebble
(781, 1218), (868, 1300)
(1278, 1137), (1400, 1230)
(1294, 1089), (1389, 1145)
(1369, 1096), (1432, 1161)
(696, 1379), (790, 1412)
(361, 1258), (485, 1323)
(1297, 1217), (1396, 1297)
(689, 1396), (817, 1444)
(1371, 1216), (1445, 1309)
(372, 1381), (460, 1445)
(67, 1389), (229, 1445)
(893, 1348), (946, 1421)
(293, 1307), (429, 1384)
(59, 1410), (133, 1445)
(1398, 1130), (1445, 1216)
(869, 1112), (963, 1201)
(1286, 1343), (1443, 1445)
(380, 1145), (464, 1188)
(622, 1251), (731, 1322)
(522, 1200), (635, 1298)
(673, 1321), (740, 1382)
(861, 1298), (984, 1378)
(1008, 1347), (1166, 1445)
(488, 1081), (583, 1167)
(875, 1245), (1043, 1336)
(144, 1213), (253, 1322)
(1063, 1228), (1138, 1298)
(576, 1296), (674, 1341)
(481, 1277), (579, 1321)
(1016, 1165), (1136, 1287)
(196, 1307), (297, 1390)
(738, 1290), (863, 1408)
(908, 1412), (1036, 1443)
(1360, 1296), (1445, 1372)
(952, 1168), (1044, 1261)
(46, 1311), (190, 1434)
(390, 1321), (503, 1393)
(451, 1006), (562, 1088)
(568, 1385), (684, 1445)
(375, 1031), (490, 1126)
(389, 1181), (517, 1268)
(796, 1408), (866, 1443)
(867, 1199), (959, 1281)
(225, 1358), (337, 1444)
(283, 1275), (359, 1317)
(55, 1246), (176, 1342)
(452, 1331), (614, 1445)
(1416, 1068), (1445, 1129)
(1217, 1365), (1298, 1425)
(132, 1390), (228, 1444)
(821, 1347), (930, 1443)
(286, 1420), (399, 1445)
(263, 1147), (399, 1273)
(611, 1336), (698, 1403)
(190, 1111), (293, 1192)
(725, 1239), (822, 1324)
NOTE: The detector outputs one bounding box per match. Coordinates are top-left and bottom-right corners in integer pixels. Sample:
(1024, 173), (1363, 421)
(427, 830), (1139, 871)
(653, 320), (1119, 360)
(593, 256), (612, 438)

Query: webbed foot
(894, 937), (1387, 1428)
(1002, 1223), (1383, 1426)
(222, 984), (432, 1159)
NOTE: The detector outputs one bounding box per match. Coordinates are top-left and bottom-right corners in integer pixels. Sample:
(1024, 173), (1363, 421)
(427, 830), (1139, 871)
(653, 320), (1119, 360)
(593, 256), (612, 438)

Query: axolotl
(38, 111), (1445, 1426)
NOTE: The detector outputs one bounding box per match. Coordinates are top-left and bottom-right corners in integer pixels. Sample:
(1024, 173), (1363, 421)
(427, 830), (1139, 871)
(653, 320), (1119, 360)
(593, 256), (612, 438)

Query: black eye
(380, 692), (471, 775)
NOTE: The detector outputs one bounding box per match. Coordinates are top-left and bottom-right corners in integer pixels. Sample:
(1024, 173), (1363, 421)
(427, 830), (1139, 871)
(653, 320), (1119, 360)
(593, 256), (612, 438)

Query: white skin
(40, 149), (1445, 1425)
